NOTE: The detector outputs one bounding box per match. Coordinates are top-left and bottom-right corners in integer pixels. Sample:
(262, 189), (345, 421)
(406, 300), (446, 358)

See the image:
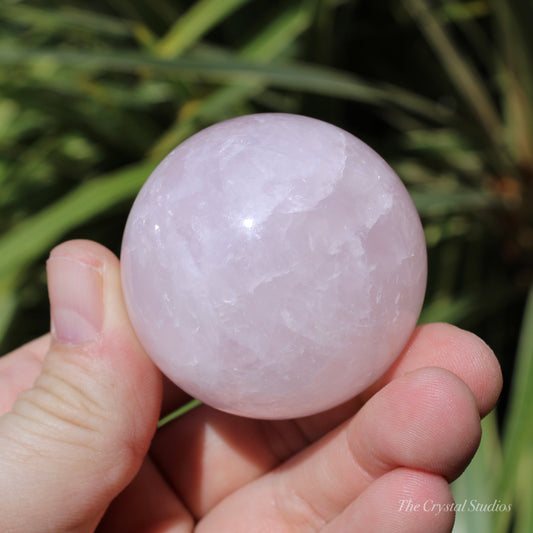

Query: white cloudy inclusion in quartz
(121, 113), (427, 419)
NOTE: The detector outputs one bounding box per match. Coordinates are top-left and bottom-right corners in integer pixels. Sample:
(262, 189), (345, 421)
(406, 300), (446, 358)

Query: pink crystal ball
(121, 113), (427, 419)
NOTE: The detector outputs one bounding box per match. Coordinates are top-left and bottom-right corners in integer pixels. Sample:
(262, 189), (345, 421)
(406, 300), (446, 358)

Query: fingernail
(46, 255), (104, 344)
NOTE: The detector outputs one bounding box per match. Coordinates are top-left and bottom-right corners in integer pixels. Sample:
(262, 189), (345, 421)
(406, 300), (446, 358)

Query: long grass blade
(402, 0), (509, 170)
(0, 4), (134, 37)
(155, 0), (253, 57)
(0, 161), (155, 281)
(494, 285), (533, 533)
(410, 189), (497, 217)
(514, 448), (533, 533)
(157, 399), (202, 428)
(0, 47), (448, 122)
(451, 411), (502, 533)
(492, 0), (533, 168)
(0, 278), (17, 346)
(150, 1), (315, 158)
(419, 286), (514, 326)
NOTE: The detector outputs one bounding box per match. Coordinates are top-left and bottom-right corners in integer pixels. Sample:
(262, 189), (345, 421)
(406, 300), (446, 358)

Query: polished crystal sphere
(121, 113), (427, 419)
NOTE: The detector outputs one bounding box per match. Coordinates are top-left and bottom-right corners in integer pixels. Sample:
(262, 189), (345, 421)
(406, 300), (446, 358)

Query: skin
(0, 240), (502, 532)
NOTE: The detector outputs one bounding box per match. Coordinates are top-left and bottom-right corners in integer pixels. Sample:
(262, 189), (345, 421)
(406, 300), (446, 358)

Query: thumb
(0, 240), (162, 533)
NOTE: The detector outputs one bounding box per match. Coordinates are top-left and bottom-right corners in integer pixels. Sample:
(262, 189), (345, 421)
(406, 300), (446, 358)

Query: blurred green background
(1, 1), (532, 531)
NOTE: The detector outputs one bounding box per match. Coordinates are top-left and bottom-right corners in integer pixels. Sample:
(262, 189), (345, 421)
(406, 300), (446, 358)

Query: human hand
(0, 240), (502, 532)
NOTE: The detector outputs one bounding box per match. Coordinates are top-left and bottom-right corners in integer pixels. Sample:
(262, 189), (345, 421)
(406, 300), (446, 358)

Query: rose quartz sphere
(121, 113), (427, 419)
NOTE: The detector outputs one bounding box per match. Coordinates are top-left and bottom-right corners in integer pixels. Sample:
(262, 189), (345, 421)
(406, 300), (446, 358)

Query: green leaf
(150, 1), (316, 158)
(0, 276), (17, 346)
(419, 286), (514, 326)
(155, 0), (253, 57)
(440, 1), (490, 21)
(0, 4), (135, 38)
(402, 0), (510, 171)
(0, 161), (155, 281)
(492, 0), (533, 168)
(411, 189), (498, 217)
(157, 399), (202, 428)
(495, 285), (533, 533)
(0, 47), (447, 121)
(451, 411), (502, 533)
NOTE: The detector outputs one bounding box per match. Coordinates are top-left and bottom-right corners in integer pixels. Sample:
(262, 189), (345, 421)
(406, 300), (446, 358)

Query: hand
(0, 240), (502, 532)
